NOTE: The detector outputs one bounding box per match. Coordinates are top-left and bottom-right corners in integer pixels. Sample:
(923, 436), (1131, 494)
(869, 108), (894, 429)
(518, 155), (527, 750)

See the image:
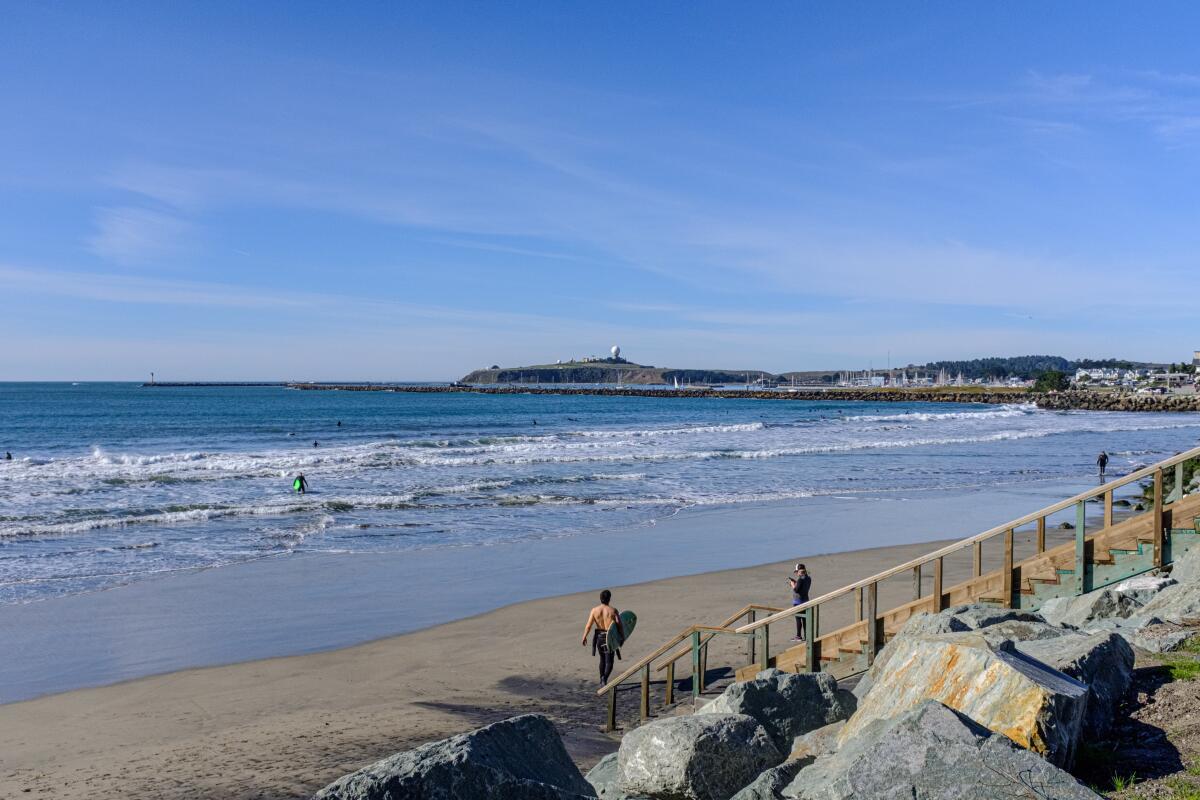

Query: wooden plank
(805, 607), (817, 673)
(758, 625), (770, 672)
(746, 609), (756, 664)
(1037, 516), (1046, 553)
(912, 564), (921, 601)
(1155, 468), (1165, 567)
(855, 587), (863, 623)
(665, 662), (674, 706)
(972, 541), (982, 577)
(1104, 490), (1113, 529)
(1003, 529), (1014, 608)
(933, 557), (944, 611)
(691, 631), (703, 697)
(606, 686), (617, 731)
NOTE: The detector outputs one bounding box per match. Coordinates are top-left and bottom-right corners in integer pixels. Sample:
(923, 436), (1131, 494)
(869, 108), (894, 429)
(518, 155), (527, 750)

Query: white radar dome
(611, 345), (621, 358)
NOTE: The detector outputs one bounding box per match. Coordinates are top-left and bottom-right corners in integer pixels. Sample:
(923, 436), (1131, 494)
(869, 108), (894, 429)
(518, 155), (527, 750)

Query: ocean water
(3, 382), (1199, 606)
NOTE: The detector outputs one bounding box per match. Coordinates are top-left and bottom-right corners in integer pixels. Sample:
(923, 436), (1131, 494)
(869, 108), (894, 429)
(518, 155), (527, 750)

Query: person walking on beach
(581, 589), (625, 687)
(294, 473), (308, 494)
(1097, 451), (1109, 482)
(788, 563), (812, 642)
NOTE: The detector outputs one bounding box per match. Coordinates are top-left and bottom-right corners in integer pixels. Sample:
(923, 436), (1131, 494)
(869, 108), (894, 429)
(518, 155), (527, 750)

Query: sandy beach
(0, 519), (1083, 800)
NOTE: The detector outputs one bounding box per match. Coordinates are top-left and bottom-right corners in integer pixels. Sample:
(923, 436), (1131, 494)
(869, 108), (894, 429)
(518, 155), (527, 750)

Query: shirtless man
(581, 589), (626, 686)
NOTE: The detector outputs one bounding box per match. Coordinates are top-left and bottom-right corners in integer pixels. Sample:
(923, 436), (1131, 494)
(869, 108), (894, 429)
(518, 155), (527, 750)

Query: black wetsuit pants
(593, 630), (615, 684)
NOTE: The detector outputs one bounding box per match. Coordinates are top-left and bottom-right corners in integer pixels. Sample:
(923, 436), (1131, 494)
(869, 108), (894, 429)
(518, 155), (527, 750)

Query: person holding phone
(788, 563), (811, 642)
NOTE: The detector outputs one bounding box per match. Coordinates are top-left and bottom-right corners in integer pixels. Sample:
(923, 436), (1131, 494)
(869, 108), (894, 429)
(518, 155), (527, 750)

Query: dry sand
(0, 526), (1081, 800)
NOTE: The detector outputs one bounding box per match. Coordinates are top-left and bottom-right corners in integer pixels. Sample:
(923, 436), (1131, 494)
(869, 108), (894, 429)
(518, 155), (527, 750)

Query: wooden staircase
(597, 446), (1200, 731)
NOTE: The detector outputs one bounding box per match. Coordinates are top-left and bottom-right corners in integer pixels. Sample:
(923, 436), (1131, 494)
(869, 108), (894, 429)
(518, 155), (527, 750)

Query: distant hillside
(910, 355), (1165, 380)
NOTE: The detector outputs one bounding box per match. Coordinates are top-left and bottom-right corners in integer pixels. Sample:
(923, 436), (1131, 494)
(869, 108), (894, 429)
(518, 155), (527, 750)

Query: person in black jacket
(788, 563), (812, 642)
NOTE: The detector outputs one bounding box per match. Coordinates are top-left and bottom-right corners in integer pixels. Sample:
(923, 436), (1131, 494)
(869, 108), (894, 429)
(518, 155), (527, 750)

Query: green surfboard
(293, 478), (302, 492)
(608, 610), (637, 653)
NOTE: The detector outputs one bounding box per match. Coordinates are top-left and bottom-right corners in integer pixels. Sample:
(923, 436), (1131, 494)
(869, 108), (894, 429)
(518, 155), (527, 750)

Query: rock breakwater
(287, 383), (1200, 411)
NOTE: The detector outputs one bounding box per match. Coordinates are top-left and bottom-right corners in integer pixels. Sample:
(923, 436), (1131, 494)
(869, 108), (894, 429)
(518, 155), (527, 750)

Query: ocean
(4, 382), (1200, 607)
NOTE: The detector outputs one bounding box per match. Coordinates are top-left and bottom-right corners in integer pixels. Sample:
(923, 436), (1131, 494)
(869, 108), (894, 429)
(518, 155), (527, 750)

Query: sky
(3, 2), (1200, 380)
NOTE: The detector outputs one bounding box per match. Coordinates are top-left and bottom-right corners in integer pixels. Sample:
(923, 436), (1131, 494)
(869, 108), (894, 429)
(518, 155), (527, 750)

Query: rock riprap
(311, 713), (596, 800)
(1037, 589), (1143, 629)
(784, 701), (1101, 800)
(838, 634), (1088, 767)
(728, 762), (807, 800)
(617, 713), (783, 800)
(697, 670), (855, 751)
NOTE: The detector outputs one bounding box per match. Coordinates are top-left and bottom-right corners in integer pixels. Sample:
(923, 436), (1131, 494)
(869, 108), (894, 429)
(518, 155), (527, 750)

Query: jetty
(284, 382), (1200, 411)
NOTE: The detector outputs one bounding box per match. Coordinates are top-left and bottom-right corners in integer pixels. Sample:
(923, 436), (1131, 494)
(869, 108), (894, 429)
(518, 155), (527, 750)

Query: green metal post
(1075, 500), (1087, 595)
(691, 631), (702, 698)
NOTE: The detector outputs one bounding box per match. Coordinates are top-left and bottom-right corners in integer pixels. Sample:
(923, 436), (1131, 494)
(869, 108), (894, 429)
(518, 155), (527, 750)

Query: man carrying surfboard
(581, 589), (626, 687)
(294, 473), (308, 494)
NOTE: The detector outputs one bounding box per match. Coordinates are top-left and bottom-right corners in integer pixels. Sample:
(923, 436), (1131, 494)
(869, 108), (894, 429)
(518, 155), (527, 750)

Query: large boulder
(312, 714), (596, 800)
(728, 762), (807, 800)
(1016, 631), (1134, 738)
(617, 713), (783, 800)
(1037, 589), (1142, 628)
(1112, 574), (1176, 605)
(1170, 540), (1200, 583)
(697, 670), (855, 751)
(783, 701), (1101, 800)
(1137, 580), (1200, 624)
(787, 721), (843, 762)
(837, 634), (1088, 767)
(854, 604), (1067, 701)
(586, 753), (647, 800)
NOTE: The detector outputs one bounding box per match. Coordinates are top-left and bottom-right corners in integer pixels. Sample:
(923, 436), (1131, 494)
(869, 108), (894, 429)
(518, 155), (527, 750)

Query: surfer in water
(294, 473), (308, 494)
(582, 589), (625, 687)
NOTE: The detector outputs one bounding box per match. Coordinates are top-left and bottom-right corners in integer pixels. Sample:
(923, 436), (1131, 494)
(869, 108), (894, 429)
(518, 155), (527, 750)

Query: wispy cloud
(86, 207), (192, 265)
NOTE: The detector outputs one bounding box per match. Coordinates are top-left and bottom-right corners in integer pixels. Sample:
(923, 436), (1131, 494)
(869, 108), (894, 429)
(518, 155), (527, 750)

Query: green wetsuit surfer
(294, 473), (308, 494)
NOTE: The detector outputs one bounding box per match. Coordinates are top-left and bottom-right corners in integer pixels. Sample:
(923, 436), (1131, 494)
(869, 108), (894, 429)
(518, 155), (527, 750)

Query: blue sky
(3, 2), (1200, 380)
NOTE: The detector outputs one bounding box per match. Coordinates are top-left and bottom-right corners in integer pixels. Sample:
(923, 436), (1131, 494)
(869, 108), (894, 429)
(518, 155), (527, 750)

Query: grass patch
(1162, 656), (1200, 682)
(1111, 772), (1137, 791)
(1164, 776), (1200, 799)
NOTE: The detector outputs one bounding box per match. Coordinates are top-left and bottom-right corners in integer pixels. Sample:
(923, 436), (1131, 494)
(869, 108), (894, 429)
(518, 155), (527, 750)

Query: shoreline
(0, 477), (1118, 799)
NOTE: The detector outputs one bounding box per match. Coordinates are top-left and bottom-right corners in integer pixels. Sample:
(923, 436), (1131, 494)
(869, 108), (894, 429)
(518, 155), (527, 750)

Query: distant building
(1194, 350), (1200, 367)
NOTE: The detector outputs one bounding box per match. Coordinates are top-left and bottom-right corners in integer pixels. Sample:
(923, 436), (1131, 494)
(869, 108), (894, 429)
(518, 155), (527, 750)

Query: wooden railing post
(691, 630), (702, 698)
(1177, 462), (1186, 502)
(912, 564), (922, 601)
(1104, 489), (1113, 529)
(746, 610), (756, 664)
(1154, 467), (1165, 567)
(1003, 528), (1014, 608)
(804, 606), (817, 672)
(866, 582), (879, 663)
(855, 587), (863, 622)
(972, 541), (982, 577)
(700, 642), (708, 685)
(665, 661), (674, 706)
(640, 665), (650, 720)
(1036, 516), (1046, 553)
(605, 684), (617, 731)
(1075, 500), (1087, 595)
(757, 625), (770, 672)
(932, 557), (944, 611)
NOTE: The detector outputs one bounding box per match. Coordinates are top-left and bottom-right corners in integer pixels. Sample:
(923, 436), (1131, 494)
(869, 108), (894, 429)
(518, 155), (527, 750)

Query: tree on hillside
(1033, 370), (1069, 392)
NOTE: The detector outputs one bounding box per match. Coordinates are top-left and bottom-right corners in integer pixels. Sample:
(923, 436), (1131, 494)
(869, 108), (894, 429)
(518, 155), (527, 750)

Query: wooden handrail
(655, 604), (785, 673)
(737, 444), (1200, 633)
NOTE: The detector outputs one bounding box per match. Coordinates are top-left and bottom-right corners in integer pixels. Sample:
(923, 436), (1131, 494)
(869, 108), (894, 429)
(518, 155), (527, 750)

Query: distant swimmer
(313, 441), (319, 447)
(294, 473), (308, 494)
(1097, 450), (1109, 481)
(532, 419), (538, 426)
(336, 420), (342, 427)
(288, 432), (296, 437)
(4, 452), (10, 460)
